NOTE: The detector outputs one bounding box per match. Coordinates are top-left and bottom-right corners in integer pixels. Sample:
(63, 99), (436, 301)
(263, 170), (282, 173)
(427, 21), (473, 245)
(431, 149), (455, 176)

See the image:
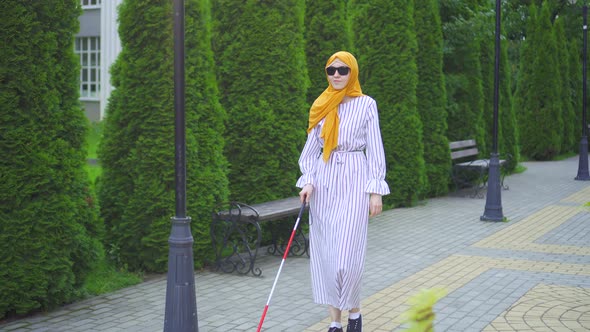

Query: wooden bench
(450, 139), (509, 198)
(210, 196), (308, 276)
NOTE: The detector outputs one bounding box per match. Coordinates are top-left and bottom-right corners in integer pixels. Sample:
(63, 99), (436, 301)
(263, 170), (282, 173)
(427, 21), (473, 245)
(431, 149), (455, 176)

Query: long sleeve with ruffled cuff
(363, 100), (390, 195)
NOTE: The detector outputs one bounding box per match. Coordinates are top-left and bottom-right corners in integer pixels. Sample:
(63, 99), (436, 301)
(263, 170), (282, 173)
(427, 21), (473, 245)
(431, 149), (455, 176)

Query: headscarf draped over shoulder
(307, 51), (364, 162)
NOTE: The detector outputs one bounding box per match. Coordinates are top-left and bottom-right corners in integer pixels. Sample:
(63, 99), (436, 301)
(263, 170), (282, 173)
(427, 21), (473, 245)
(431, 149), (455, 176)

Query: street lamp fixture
(481, 0), (506, 222)
(163, 0), (199, 331)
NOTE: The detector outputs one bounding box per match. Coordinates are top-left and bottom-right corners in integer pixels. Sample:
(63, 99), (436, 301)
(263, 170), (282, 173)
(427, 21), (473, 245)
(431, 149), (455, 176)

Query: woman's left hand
(369, 194), (382, 217)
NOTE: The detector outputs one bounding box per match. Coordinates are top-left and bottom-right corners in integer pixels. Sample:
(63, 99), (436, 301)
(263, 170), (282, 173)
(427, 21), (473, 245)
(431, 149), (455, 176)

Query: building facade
(76, 0), (122, 122)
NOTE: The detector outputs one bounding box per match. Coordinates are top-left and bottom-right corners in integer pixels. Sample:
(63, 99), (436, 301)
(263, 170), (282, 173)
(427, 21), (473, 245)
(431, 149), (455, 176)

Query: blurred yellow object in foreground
(402, 287), (447, 332)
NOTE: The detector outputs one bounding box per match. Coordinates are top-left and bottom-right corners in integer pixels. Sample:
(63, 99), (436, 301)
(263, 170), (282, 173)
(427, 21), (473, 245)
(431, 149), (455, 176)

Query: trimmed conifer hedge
(568, 37), (583, 152)
(555, 17), (576, 154)
(497, 39), (520, 171)
(514, 3), (563, 160)
(0, 0), (102, 318)
(98, 0), (228, 272)
(304, 0), (352, 105)
(352, 0), (426, 207)
(414, 0), (451, 197)
(442, 4), (486, 149)
(212, 0), (309, 204)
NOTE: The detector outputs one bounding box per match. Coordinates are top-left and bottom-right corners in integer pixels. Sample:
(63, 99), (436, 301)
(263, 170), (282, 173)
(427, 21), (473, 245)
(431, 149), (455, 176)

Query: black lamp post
(481, 0), (505, 222)
(163, 0), (199, 331)
(573, 0), (590, 181)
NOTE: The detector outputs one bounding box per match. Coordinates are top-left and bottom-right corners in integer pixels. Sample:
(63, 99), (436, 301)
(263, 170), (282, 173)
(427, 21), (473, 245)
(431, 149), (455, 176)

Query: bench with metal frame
(210, 196), (308, 277)
(449, 139), (509, 198)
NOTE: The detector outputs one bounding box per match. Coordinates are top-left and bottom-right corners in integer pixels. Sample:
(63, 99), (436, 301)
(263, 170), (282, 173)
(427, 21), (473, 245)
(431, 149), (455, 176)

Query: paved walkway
(1, 157), (589, 332)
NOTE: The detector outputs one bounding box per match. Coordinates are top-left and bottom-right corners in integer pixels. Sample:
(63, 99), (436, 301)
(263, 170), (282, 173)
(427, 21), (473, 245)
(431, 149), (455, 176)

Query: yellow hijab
(308, 51), (364, 162)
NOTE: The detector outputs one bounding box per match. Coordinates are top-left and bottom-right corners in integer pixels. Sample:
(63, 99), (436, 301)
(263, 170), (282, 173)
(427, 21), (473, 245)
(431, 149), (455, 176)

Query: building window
(81, 0), (101, 9)
(75, 37), (100, 100)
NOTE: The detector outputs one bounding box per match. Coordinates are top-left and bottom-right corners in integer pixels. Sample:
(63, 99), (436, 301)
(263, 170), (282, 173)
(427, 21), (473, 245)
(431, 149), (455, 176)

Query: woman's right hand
(299, 184), (313, 203)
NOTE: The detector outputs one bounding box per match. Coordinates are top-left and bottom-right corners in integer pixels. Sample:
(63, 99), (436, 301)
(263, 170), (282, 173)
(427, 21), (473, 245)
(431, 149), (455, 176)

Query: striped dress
(296, 95), (390, 310)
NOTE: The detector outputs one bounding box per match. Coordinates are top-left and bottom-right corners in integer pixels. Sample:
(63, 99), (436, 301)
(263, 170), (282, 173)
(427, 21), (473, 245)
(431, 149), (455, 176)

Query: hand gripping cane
(256, 201), (307, 332)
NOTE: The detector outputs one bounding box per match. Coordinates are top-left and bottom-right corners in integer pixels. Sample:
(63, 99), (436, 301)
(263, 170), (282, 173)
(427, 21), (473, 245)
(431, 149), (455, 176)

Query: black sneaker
(346, 315), (362, 332)
(328, 327), (343, 332)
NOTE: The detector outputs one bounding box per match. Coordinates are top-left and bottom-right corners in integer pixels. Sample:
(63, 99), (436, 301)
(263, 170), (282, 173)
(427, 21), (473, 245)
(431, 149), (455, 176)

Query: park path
(1, 156), (589, 332)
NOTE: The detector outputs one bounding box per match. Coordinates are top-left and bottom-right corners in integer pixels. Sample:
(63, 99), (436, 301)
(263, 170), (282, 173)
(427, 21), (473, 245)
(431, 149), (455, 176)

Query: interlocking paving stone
(536, 211), (590, 246)
(483, 283), (590, 332)
(1, 157), (589, 332)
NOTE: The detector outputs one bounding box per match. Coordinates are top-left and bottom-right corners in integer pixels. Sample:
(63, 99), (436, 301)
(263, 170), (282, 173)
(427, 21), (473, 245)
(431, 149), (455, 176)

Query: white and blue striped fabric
(296, 95), (390, 311)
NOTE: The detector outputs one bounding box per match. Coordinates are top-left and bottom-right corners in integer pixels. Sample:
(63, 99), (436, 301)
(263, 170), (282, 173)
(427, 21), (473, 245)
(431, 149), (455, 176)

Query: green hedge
(304, 0), (352, 105)
(442, 2), (486, 148)
(352, 0), (426, 207)
(212, 0), (309, 204)
(497, 37), (520, 171)
(414, 0), (451, 197)
(0, 0), (102, 318)
(515, 3), (562, 160)
(555, 17), (576, 154)
(568, 36), (583, 152)
(98, 0), (228, 272)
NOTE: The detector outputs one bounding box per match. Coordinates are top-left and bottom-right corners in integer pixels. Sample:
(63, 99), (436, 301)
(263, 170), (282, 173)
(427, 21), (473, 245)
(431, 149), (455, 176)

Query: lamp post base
(163, 216), (198, 332)
(481, 153), (505, 222)
(575, 135), (590, 181)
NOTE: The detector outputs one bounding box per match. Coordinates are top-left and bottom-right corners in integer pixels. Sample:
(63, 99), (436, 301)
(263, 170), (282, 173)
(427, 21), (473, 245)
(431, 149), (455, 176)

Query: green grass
(511, 164), (527, 174)
(82, 121), (144, 297)
(82, 256), (143, 296)
(85, 122), (103, 191)
(87, 121), (103, 160)
(85, 163), (102, 190)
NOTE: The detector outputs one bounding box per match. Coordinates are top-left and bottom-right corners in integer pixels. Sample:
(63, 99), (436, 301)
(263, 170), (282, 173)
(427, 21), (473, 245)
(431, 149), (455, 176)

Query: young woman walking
(297, 51), (390, 332)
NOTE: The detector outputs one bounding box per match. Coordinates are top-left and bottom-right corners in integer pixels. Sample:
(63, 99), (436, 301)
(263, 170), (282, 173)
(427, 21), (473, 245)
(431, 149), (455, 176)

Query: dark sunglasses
(326, 66), (350, 76)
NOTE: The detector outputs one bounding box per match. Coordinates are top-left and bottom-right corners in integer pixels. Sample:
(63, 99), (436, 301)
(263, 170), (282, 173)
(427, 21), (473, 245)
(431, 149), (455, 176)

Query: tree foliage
(352, 0), (426, 207)
(442, 2), (486, 148)
(414, 0), (451, 197)
(304, 0), (352, 105)
(212, 0), (309, 204)
(514, 2), (563, 160)
(555, 17), (576, 153)
(0, 0), (102, 318)
(569, 37), (583, 151)
(98, 0), (228, 272)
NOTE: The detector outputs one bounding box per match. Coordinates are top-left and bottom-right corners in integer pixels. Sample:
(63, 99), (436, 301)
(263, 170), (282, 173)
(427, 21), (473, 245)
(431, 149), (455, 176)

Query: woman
(297, 51), (390, 332)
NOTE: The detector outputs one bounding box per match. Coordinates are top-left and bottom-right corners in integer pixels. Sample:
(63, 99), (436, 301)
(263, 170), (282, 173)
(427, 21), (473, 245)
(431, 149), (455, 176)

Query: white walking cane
(256, 201), (307, 332)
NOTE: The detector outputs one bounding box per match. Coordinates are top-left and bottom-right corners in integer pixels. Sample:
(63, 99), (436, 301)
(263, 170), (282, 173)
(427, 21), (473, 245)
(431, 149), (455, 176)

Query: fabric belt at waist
(329, 150), (364, 164)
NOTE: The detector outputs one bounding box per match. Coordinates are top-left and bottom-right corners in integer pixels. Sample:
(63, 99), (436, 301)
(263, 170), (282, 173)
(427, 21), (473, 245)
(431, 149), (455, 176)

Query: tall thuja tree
(515, 2), (563, 159)
(0, 0), (101, 317)
(498, 38), (520, 171)
(478, 9), (520, 170)
(563, 5), (584, 149)
(441, 2), (486, 148)
(352, 0), (426, 207)
(479, 9), (496, 158)
(569, 37), (583, 152)
(99, 0), (228, 272)
(555, 16), (576, 154)
(212, 0), (308, 204)
(512, 5), (537, 159)
(414, 0), (450, 197)
(181, 0), (229, 266)
(305, 0), (352, 104)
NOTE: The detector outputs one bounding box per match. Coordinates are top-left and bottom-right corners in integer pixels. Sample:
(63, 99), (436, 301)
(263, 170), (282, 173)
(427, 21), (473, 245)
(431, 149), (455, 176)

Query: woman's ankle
(348, 310), (361, 320)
